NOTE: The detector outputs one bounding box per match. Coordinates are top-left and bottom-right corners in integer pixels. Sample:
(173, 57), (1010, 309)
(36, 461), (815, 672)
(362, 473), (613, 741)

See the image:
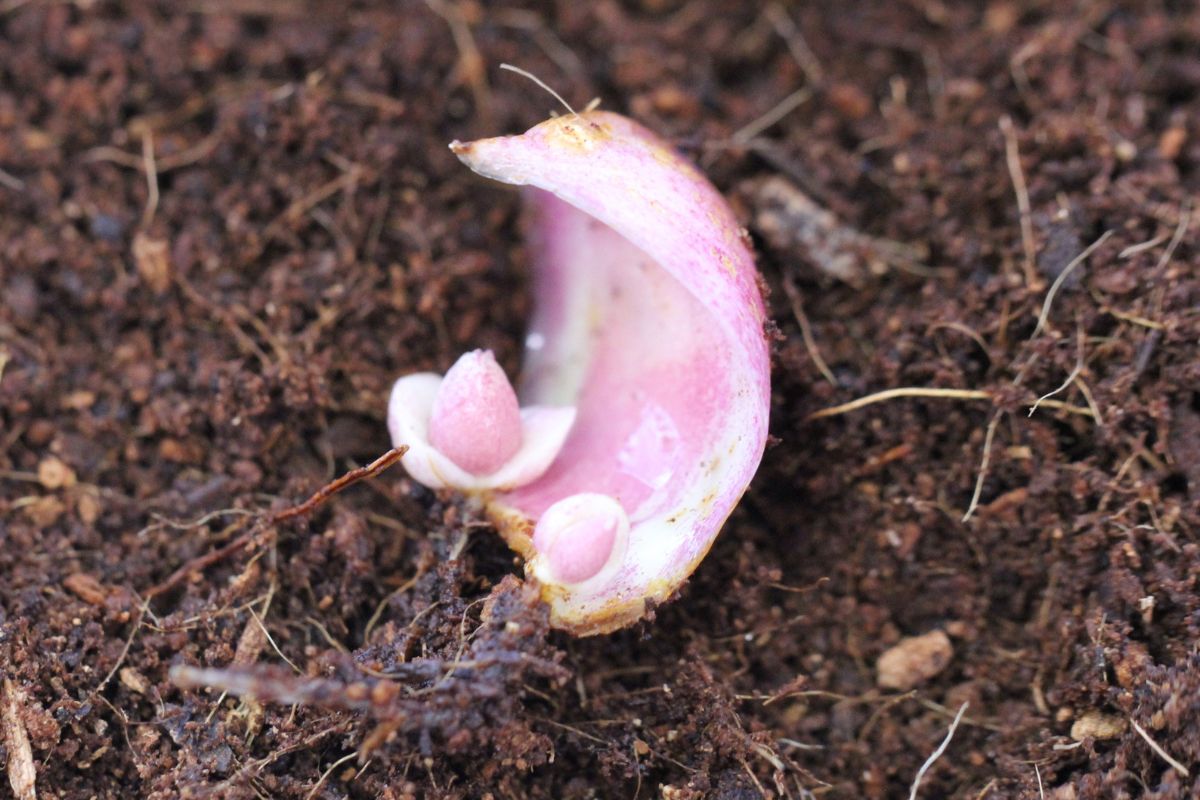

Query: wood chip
(23, 496), (65, 528)
(752, 177), (930, 285)
(36, 457), (75, 490)
(1158, 126), (1187, 160)
(2, 679), (38, 800)
(75, 491), (101, 526)
(118, 668), (151, 696)
(63, 573), (109, 606)
(1070, 711), (1126, 741)
(877, 630), (954, 690)
(132, 232), (172, 293)
(233, 613), (269, 666)
(60, 390), (96, 411)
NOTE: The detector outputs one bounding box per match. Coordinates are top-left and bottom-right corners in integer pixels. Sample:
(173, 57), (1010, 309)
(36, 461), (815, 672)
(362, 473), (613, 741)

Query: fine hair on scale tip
(499, 63), (602, 118)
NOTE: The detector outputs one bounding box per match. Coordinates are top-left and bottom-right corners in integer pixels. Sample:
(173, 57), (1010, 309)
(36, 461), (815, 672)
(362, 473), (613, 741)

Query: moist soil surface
(2, 1), (1198, 798)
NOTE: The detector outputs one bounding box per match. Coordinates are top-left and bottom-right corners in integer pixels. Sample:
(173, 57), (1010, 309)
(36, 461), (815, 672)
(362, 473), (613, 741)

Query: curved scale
(451, 111), (771, 635)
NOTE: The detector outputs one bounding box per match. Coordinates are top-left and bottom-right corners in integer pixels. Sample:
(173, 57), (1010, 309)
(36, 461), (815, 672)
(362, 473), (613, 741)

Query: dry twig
(1151, 200), (1191, 279)
(139, 131), (159, 229)
(0, 166), (24, 191)
(145, 446), (407, 599)
(733, 88), (814, 144)
(425, 0), (492, 122)
(492, 10), (586, 80)
(263, 166), (365, 243)
(765, 3), (824, 86)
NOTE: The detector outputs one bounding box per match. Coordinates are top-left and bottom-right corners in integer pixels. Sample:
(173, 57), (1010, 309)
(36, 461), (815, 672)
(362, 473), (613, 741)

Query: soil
(1, 1), (1198, 798)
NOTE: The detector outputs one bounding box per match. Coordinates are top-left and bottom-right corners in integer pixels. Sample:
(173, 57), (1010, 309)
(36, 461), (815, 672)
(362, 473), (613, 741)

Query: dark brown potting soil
(2, 1), (1198, 798)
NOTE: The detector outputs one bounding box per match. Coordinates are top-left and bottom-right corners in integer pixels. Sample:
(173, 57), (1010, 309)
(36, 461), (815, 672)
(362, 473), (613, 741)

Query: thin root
(999, 115), (1038, 290)
(499, 63), (577, 117)
(304, 752), (358, 800)
(1032, 230), (1113, 338)
(782, 276), (837, 386)
(805, 388), (992, 421)
(90, 597), (150, 698)
(807, 386), (1095, 424)
(1130, 717), (1189, 778)
(1029, 321), (1089, 418)
(908, 701), (969, 800)
(961, 412), (1003, 523)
